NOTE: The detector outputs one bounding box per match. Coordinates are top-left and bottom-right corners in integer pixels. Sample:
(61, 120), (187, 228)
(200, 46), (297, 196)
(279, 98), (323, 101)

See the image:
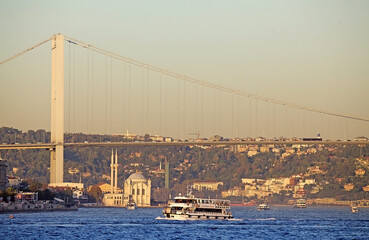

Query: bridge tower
(50, 34), (64, 184)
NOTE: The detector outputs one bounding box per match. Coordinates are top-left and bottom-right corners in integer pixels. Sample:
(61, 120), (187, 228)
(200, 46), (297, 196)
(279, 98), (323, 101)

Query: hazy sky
(1, 1), (369, 139)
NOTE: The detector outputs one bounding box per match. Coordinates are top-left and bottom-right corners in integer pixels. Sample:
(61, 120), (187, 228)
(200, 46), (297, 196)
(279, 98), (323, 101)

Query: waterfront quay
(0, 201), (77, 214)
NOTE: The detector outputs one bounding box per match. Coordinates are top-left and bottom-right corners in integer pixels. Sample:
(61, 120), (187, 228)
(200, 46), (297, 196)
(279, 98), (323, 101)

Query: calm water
(1, 206), (369, 239)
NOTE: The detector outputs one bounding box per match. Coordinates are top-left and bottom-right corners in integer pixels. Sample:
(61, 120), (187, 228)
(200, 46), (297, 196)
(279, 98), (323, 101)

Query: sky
(0, 0), (369, 140)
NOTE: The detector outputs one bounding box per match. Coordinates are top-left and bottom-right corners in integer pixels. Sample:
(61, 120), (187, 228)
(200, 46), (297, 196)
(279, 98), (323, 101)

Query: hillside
(1, 127), (369, 201)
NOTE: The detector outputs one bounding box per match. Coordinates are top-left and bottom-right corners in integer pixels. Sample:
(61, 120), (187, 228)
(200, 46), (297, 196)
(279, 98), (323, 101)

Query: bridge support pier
(50, 34), (64, 184)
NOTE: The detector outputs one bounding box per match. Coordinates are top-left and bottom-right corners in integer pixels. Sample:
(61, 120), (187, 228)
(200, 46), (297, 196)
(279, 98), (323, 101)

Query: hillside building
(193, 181), (223, 191)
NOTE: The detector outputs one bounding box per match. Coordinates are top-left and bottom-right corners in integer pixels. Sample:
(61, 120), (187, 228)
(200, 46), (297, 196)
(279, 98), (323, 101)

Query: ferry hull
(163, 213), (233, 220)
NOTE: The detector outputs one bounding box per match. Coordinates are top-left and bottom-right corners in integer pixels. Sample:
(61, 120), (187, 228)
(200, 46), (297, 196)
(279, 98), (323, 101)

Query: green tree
(88, 185), (103, 203)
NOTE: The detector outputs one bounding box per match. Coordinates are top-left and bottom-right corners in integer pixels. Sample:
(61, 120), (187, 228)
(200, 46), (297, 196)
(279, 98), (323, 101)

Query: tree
(88, 185), (103, 203)
(5, 187), (17, 202)
(144, 134), (152, 142)
(28, 179), (43, 192)
(38, 189), (55, 201)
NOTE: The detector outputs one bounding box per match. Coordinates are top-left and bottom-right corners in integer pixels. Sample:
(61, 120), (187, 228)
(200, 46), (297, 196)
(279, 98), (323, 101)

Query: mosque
(124, 172), (151, 207)
(102, 150), (151, 207)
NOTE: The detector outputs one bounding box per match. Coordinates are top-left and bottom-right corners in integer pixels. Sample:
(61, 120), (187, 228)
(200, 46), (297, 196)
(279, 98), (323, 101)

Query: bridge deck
(0, 140), (368, 150)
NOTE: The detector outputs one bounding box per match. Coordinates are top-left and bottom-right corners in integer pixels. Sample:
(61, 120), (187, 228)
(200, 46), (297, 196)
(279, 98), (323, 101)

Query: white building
(124, 172), (151, 207)
(7, 176), (21, 187)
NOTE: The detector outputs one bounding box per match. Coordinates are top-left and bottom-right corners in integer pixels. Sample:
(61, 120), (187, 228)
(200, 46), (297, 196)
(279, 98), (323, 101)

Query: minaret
(110, 149), (114, 193)
(114, 149), (118, 194)
(165, 161), (170, 189)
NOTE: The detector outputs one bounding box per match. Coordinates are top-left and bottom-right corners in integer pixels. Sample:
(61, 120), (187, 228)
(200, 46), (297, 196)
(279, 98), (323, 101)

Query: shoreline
(0, 207), (78, 214)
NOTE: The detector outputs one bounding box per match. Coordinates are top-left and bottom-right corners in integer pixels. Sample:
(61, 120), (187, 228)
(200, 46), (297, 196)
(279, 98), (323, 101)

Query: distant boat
(294, 199), (307, 208)
(126, 201), (136, 210)
(351, 206), (358, 213)
(257, 203), (270, 210)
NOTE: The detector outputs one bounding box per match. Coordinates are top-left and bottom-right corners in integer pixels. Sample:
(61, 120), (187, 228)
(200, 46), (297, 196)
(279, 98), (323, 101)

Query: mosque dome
(128, 172), (146, 180)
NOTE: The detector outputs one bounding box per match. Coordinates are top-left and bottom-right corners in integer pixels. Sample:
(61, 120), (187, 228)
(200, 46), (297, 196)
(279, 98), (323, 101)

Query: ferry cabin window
(132, 189), (135, 195)
(142, 189), (145, 195)
(137, 189), (140, 195)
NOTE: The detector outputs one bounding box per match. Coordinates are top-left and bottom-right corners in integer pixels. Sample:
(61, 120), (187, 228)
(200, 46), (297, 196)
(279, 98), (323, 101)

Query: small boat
(257, 203), (270, 210)
(126, 201), (136, 210)
(294, 199), (307, 208)
(351, 206), (358, 213)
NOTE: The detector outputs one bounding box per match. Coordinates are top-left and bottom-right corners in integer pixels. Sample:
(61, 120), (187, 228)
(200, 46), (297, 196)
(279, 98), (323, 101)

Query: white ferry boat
(126, 201), (136, 210)
(294, 199), (307, 208)
(162, 194), (234, 220)
(257, 203), (270, 210)
(351, 206), (358, 213)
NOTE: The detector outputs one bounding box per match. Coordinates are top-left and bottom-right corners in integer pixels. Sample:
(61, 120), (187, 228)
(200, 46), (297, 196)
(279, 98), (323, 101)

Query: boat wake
(155, 217), (197, 221)
(246, 218), (276, 221)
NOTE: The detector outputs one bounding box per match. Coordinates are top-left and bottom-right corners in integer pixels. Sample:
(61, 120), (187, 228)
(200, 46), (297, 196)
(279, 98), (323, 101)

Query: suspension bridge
(1, 34), (368, 185)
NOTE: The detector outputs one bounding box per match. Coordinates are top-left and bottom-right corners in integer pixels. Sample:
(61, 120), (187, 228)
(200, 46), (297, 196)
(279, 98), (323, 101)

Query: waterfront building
(16, 192), (38, 202)
(92, 183), (123, 194)
(124, 172), (151, 207)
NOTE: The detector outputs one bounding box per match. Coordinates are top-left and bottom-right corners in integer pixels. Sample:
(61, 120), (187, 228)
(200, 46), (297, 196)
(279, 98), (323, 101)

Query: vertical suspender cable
(302, 109), (307, 137)
(73, 44), (76, 133)
(68, 42), (71, 133)
(249, 98), (251, 137)
(183, 80), (185, 139)
(122, 63), (125, 133)
(196, 83), (198, 135)
(147, 69), (149, 134)
(237, 94), (240, 137)
(345, 118), (348, 140)
(105, 56), (108, 134)
(266, 101), (269, 138)
(320, 112), (323, 138)
(110, 56), (113, 134)
(255, 100), (258, 137)
(232, 92), (234, 137)
(160, 73), (162, 135)
(201, 81), (204, 138)
(273, 104), (276, 138)
(87, 50), (90, 134)
(285, 105), (287, 138)
(91, 51), (94, 133)
(219, 90), (222, 135)
(214, 88), (216, 135)
(177, 78), (180, 138)
(128, 63), (131, 133)
(165, 72), (168, 137)
(141, 69), (144, 135)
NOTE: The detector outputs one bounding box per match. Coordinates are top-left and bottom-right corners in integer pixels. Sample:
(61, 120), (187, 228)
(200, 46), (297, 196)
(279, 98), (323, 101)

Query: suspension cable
(63, 35), (369, 123)
(0, 38), (51, 65)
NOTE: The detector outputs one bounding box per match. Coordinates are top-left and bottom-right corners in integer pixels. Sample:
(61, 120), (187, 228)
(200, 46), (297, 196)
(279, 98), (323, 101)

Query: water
(1, 206), (369, 239)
